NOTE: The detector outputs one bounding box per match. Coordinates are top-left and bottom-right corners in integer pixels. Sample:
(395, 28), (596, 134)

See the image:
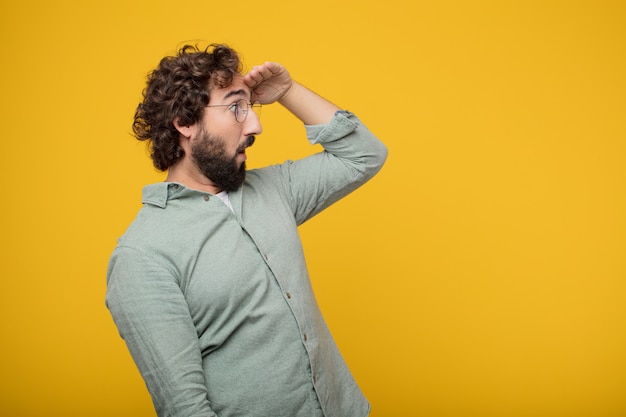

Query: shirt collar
(141, 182), (185, 208)
(141, 182), (243, 209)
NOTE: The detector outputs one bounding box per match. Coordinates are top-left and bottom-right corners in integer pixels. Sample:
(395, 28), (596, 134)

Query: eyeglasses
(206, 98), (262, 123)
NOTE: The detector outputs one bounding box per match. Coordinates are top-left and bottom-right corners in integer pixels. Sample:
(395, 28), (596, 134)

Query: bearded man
(106, 43), (387, 417)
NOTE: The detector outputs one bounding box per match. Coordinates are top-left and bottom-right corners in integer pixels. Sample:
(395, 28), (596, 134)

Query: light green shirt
(106, 111), (387, 417)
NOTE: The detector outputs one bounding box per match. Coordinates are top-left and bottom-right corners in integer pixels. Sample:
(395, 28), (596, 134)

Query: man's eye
(228, 103), (238, 113)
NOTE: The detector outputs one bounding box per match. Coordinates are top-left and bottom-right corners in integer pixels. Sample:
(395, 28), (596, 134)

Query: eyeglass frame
(205, 98), (262, 123)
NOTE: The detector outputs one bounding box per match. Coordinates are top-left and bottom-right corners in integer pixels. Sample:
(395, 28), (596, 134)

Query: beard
(191, 127), (253, 192)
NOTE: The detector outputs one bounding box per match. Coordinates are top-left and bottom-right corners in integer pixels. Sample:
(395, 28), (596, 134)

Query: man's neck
(166, 162), (222, 195)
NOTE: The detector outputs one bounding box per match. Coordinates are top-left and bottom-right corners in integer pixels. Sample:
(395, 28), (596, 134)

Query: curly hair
(132, 44), (242, 171)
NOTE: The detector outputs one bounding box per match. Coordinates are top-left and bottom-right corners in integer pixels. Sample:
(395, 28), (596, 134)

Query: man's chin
(215, 165), (246, 192)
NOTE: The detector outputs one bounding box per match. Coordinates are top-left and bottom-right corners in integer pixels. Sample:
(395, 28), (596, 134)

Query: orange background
(2, 1), (625, 416)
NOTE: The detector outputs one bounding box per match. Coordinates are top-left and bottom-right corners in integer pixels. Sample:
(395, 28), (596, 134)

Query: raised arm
(244, 62), (388, 225)
(244, 62), (339, 125)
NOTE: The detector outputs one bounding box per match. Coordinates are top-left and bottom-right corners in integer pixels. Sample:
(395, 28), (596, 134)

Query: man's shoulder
(241, 164), (292, 198)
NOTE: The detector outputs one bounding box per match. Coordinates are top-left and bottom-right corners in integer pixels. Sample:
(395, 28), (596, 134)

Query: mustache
(238, 136), (255, 152)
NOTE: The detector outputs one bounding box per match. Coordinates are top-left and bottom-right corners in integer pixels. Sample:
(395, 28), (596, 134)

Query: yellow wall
(2, 1), (625, 416)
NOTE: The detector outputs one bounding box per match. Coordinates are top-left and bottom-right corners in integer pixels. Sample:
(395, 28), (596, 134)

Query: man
(106, 43), (387, 417)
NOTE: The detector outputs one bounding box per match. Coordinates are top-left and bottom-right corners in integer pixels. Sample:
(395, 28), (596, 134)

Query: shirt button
(303, 333), (308, 341)
(286, 292), (291, 299)
(204, 195), (210, 201)
(173, 184), (179, 189)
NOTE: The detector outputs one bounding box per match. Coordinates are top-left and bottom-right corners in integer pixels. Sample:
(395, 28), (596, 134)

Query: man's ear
(173, 117), (195, 138)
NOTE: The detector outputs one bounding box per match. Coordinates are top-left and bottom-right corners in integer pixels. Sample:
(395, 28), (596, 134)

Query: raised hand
(244, 62), (294, 105)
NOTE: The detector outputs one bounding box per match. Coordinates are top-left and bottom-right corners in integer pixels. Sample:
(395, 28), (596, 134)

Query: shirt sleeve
(280, 110), (388, 225)
(106, 246), (218, 417)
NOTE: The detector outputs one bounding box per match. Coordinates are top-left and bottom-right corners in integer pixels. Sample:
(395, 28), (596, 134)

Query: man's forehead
(211, 76), (251, 102)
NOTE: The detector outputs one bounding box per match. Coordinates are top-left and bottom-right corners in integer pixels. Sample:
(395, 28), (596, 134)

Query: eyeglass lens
(235, 99), (261, 122)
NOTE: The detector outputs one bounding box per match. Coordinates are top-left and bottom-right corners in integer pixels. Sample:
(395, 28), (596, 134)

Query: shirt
(106, 111), (388, 417)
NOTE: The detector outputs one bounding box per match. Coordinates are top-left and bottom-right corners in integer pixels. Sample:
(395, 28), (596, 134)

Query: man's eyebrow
(222, 89), (249, 101)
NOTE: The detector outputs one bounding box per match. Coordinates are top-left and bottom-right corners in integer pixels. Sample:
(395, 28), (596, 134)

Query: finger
(255, 65), (277, 81)
(251, 63), (282, 79)
(265, 62), (284, 74)
(243, 69), (263, 87)
(243, 64), (271, 87)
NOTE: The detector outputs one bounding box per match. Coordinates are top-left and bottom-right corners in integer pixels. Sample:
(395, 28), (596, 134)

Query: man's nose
(244, 109), (262, 136)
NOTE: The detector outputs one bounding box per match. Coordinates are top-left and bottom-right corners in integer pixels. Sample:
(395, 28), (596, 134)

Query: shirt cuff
(305, 110), (359, 145)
